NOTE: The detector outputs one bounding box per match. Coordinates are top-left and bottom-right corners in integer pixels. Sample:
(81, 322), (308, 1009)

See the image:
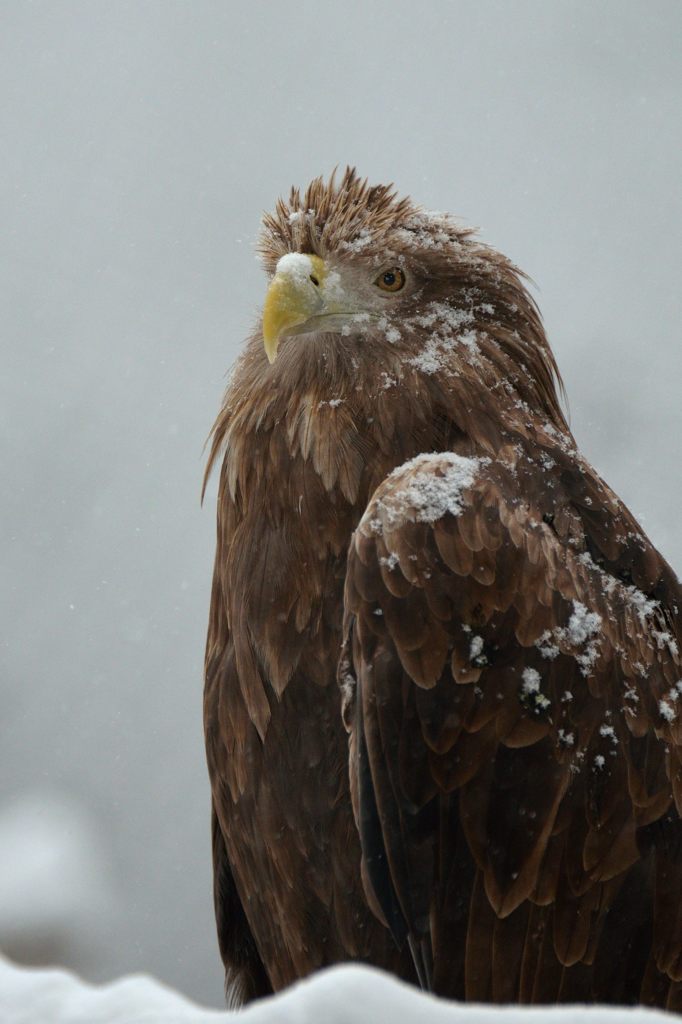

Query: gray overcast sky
(1, 0), (680, 1008)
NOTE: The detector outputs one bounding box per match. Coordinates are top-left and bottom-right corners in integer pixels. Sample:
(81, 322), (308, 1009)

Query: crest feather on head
(258, 166), (474, 270)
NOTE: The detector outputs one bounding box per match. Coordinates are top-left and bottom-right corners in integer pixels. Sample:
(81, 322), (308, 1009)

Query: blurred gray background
(1, 0), (680, 1009)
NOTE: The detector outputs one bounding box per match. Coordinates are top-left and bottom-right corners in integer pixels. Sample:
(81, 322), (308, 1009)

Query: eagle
(203, 169), (682, 1009)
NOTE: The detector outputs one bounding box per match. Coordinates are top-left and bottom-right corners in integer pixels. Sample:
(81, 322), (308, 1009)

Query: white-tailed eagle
(203, 169), (682, 1009)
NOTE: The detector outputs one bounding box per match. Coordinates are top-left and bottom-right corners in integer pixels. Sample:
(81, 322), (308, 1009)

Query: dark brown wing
(204, 570), (271, 1005)
(204, 532), (419, 998)
(210, 805), (272, 1006)
(341, 447), (682, 1007)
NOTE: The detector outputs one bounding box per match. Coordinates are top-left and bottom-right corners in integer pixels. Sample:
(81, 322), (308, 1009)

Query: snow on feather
(366, 452), (488, 533)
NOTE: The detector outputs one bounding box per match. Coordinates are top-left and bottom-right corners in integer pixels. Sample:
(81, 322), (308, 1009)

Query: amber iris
(375, 267), (405, 292)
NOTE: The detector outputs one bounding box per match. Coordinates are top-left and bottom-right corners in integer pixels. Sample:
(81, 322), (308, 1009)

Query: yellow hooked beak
(262, 253), (331, 363)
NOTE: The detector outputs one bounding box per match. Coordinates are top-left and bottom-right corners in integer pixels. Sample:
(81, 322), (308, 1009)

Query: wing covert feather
(341, 448), (682, 1001)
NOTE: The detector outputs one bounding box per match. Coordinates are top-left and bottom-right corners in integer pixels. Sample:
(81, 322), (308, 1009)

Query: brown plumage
(203, 168), (682, 1008)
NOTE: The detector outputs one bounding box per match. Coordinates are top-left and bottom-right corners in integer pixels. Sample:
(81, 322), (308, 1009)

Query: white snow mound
(0, 957), (677, 1024)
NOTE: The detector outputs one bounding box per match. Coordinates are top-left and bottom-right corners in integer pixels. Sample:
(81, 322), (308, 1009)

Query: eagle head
(259, 167), (477, 364)
(255, 167), (564, 433)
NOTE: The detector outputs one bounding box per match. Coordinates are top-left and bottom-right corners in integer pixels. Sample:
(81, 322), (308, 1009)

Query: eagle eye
(375, 267), (405, 293)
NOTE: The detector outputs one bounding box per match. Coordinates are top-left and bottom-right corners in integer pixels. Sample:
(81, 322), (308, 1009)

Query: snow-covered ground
(2, 957), (678, 1024)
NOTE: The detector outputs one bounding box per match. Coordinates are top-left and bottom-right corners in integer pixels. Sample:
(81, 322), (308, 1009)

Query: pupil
(384, 272), (395, 285)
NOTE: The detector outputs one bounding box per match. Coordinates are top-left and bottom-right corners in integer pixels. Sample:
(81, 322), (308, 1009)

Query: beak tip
(263, 332), (279, 364)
